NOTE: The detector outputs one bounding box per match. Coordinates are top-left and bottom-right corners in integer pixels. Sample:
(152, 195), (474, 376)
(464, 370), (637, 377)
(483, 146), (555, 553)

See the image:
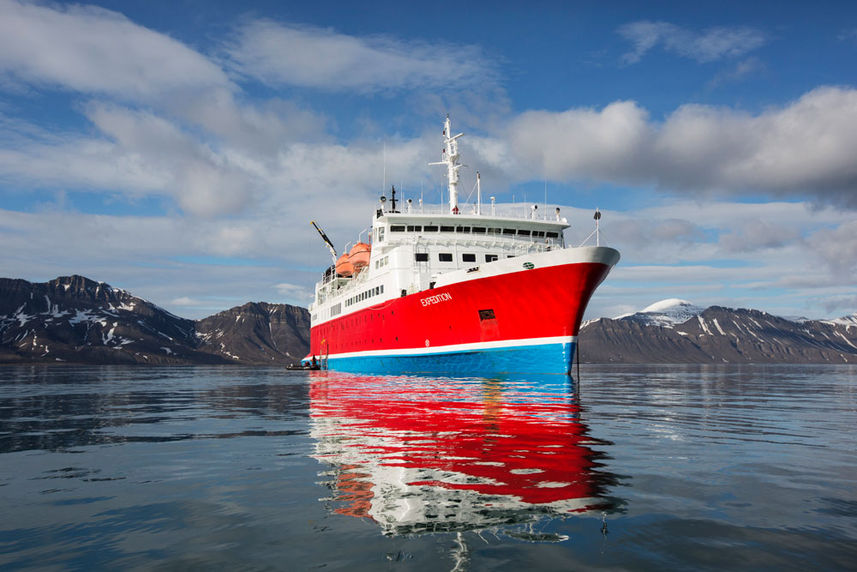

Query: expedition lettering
(420, 292), (452, 306)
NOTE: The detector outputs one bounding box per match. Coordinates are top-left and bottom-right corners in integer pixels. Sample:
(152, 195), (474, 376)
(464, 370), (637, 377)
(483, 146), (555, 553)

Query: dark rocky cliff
(195, 302), (310, 364)
(0, 276), (309, 365)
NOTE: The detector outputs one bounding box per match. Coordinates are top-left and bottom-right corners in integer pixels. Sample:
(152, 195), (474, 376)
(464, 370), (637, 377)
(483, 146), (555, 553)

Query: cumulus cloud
(822, 295), (857, 315)
(0, 0), (231, 100)
(618, 21), (766, 64)
(274, 282), (312, 303)
(0, 103), (260, 217)
(807, 219), (857, 279)
(581, 200), (857, 320)
(0, 0), (334, 167)
(505, 87), (857, 208)
(226, 19), (495, 92)
(719, 219), (802, 253)
(506, 101), (653, 183)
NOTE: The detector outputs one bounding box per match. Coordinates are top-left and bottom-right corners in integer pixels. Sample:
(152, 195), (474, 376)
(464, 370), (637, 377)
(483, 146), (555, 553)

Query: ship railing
(400, 235), (560, 254)
(388, 235), (544, 248)
(318, 266), (373, 306)
(380, 202), (569, 222)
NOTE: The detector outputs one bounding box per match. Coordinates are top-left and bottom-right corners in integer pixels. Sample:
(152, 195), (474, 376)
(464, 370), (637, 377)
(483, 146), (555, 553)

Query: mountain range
(2, 278), (856, 365)
(578, 298), (857, 364)
(0, 276), (309, 365)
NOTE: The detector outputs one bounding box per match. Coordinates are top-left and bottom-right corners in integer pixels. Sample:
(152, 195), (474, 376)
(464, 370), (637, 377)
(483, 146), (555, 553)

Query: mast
(429, 115), (464, 214)
(476, 171), (482, 215)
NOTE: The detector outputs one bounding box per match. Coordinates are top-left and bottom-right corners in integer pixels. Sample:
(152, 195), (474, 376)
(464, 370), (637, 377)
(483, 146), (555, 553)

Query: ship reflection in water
(309, 372), (621, 538)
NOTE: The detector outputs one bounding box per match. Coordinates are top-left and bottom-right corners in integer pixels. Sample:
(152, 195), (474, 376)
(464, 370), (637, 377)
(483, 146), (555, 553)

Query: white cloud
(823, 295), (857, 314)
(504, 87), (857, 208)
(707, 57), (765, 89)
(576, 199), (857, 320)
(807, 219), (857, 280)
(274, 282), (313, 304)
(226, 19), (494, 92)
(618, 21), (766, 64)
(0, 0), (231, 100)
(0, 103), (261, 217)
(506, 101), (653, 184)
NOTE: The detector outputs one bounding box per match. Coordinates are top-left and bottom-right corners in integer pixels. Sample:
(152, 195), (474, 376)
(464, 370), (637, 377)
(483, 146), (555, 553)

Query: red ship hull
(308, 246), (618, 375)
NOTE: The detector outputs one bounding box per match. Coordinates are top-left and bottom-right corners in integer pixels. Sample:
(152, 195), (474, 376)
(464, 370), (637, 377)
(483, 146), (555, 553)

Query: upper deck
(371, 210), (568, 251)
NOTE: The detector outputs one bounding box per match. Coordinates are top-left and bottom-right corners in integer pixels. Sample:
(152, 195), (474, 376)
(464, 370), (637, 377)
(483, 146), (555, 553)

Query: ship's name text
(421, 292), (452, 307)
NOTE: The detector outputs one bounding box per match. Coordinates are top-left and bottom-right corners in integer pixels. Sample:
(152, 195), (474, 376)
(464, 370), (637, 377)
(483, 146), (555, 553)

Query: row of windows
(389, 225), (558, 239)
(345, 284), (385, 307)
(374, 255), (389, 270)
(416, 252), (502, 263)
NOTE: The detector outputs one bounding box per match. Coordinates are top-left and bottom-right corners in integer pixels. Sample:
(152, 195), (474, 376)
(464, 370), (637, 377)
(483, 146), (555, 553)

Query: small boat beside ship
(304, 115), (619, 375)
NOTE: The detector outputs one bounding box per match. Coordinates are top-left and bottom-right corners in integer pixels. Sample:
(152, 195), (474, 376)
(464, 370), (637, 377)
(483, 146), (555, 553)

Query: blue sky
(1, 0), (856, 320)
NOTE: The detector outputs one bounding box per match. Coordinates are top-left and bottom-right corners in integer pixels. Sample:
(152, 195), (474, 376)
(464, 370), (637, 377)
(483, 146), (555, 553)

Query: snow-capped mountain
(580, 301), (857, 364)
(826, 313), (857, 328)
(0, 276), (309, 364)
(617, 298), (704, 327)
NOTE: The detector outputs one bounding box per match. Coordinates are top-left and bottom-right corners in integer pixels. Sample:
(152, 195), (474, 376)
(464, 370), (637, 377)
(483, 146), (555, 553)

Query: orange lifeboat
(349, 242), (371, 274)
(335, 253), (354, 277)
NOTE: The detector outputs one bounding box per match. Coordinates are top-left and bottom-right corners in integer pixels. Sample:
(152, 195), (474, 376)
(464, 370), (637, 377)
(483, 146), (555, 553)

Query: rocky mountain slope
(0, 276), (309, 365)
(196, 302), (310, 364)
(579, 299), (857, 364)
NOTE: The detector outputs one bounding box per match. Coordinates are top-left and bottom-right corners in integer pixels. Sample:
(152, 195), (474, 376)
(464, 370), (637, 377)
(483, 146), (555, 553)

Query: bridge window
(439, 253), (453, 262)
(462, 253), (476, 262)
(415, 253), (429, 262)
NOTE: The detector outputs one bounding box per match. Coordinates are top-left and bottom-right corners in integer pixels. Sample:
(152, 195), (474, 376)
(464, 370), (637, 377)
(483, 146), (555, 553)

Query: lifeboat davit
(335, 254), (354, 277)
(349, 242), (371, 274)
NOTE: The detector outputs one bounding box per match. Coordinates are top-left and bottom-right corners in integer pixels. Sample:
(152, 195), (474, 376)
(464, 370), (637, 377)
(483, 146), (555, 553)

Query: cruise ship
(305, 116), (619, 375)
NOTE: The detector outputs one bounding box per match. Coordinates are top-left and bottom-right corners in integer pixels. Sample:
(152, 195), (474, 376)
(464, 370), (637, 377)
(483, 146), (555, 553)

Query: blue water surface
(0, 364), (855, 570)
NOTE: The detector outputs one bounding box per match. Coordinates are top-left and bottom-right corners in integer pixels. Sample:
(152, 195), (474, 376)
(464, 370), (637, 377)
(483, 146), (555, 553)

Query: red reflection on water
(310, 372), (614, 531)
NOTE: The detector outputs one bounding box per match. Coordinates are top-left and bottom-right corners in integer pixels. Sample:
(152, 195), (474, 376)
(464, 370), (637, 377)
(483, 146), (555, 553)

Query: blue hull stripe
(318, 341), (577, 376)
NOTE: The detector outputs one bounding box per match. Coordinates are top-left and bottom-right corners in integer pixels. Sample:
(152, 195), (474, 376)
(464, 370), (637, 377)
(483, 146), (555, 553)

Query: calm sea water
(0, 364), (855, 570)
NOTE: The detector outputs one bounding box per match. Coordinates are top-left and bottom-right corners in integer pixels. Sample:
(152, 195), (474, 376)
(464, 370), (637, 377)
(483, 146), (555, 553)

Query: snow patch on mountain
(826, 313), (857, 329)
(617, 298), (704, 328)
